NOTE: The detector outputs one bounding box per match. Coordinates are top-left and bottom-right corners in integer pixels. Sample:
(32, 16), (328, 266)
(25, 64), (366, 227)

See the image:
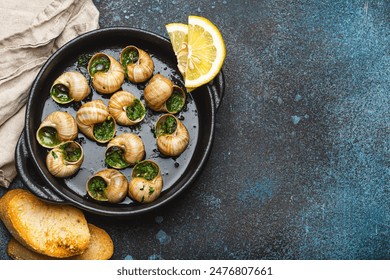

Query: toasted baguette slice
(7, 224), (114, 260)
(72, 224), (114, 260)
(0, 189), (90, 258)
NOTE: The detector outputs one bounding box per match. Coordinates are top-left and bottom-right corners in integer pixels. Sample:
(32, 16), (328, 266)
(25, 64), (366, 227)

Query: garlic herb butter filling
(121, 49), (139, 68)
(105, 146), (128, 169)
(89, 55), (110, 76)
(60, 142), (82, 162)
(37, 127), (60, 147)
(50, 84), (71, 103)
(166, 88), (185, 114)
(87, 176), (107, 200)
(126, 99), (145, 121)
(133, 161), (159, 181)
(156, 115), (177, 136)
(93, 117), (115, 142)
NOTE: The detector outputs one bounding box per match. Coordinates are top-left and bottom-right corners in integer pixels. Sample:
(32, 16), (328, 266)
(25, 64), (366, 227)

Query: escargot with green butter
(88, 53), (125, 94)
(128, 160), (163, 204)
(50, 71), (90, 104)
(120, 45), (154, 83)
(105, 133), (145, 169)
(46, 141), (84, 178)
(108, 90), (146, 126)
(76, 100), (116, 143)
(36, 111), (78, 148)
(155, 114), (189, 157)
(87, 169), (128, 203)
(144, 74), (186, 114)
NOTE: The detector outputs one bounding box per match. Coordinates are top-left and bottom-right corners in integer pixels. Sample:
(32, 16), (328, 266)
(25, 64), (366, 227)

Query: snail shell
(108, 90), (146, 126)
(105, 133), (145, 169)
(144, 74), (186, 113)
(128, 160), (163, 203)
(46, 141), (84, 178)
(50, 71), (90, 104)
(155, 114), (189, 157)
(86, 169), (128, 203)
(36, 111), (78, 148)
(120, 45), (154, 83)
(88, 53), (125, 94)
(144, 74), (173, 111)
(76, 100), (116, 143)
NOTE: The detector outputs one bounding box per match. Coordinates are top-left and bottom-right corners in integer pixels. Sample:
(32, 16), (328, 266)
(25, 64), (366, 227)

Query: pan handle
(15, 132), (66, 203)
(209, 70), (225, 112)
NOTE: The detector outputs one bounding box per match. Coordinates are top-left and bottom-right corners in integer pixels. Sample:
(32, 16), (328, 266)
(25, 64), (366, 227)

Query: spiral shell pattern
(46, 141), (84, 178)
(87, 169), (128, 203)
(120, 45), (154, 83)
(105, 133), (145, 168)
(88, 53), (125, 94)
(144, 74), (173, 111)
(50, 71), (90, 104)
(156, 114), (189, 157)
(76, 100), (116, 143)
(108, 90), (145, 126)
(36, 111), (78, 148)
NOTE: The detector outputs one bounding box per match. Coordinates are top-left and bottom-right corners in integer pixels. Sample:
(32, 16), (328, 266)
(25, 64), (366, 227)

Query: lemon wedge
(166, 16), (225, 91)
(185, 15), (226, 89)
(165, 23), (189, 78)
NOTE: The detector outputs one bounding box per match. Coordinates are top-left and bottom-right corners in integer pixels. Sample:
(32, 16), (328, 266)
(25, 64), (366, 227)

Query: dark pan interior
(24, 28), (217, 216)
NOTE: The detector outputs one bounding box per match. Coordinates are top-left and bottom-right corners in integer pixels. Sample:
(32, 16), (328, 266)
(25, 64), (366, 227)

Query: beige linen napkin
(0, 0), (99, 187)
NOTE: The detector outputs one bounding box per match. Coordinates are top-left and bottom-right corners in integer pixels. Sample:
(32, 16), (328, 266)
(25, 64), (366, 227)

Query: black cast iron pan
(15, 27), (224, 217)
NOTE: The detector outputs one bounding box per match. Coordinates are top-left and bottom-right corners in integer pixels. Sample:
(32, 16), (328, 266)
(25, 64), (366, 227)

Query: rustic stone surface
(1, 0), (389, 260)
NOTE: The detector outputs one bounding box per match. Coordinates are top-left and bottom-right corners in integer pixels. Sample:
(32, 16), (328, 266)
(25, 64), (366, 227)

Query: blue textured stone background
(0, 0), (389, 259)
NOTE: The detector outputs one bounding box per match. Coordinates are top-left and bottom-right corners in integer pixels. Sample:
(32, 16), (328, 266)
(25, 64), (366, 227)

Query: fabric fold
(0, 0), (100, 187)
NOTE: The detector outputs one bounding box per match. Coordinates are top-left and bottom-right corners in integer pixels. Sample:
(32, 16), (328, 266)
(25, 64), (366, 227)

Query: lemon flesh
(184, 15), (226, 89)
(165, 23), (188, 78)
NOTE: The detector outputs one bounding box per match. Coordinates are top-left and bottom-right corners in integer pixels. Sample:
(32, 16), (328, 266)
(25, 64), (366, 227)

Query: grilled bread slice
(0, 189), (90, 258)
(7, 223), (114, 260)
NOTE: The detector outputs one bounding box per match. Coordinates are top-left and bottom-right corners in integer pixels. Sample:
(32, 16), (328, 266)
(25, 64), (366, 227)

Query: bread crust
(72, 224), (114, 260)
(7, 223), (114, 260)
(0, 189), (90, 258)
